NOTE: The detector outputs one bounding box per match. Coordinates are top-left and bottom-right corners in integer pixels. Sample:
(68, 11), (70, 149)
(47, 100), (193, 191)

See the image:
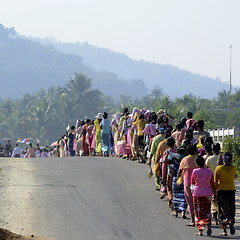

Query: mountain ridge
(37, 38), (230, 98)
(0, 24), (230, 100)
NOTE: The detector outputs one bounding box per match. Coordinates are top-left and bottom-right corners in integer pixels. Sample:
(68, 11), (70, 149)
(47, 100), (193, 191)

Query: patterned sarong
(193, 196), (211, 231)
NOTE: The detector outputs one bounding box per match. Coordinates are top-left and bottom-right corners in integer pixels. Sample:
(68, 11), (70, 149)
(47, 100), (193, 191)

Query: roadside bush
(222, 136), (240, 175)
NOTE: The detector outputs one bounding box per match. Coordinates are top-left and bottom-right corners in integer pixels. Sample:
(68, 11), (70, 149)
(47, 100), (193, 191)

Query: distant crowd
(3, 107), (238, 236)
(0, 140), (50, 158)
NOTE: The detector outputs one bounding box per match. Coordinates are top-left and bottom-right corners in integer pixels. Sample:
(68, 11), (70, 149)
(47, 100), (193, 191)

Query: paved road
(0, 157), (239, 239)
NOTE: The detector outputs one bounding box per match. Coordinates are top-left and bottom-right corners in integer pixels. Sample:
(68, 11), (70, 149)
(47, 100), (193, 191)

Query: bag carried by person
(117, 140), (126, 156)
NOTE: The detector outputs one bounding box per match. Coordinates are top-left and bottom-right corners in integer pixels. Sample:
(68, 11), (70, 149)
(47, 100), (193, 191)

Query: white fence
(208, 127), (239, 143)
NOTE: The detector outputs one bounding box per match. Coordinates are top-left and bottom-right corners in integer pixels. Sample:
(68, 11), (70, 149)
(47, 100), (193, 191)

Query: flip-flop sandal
(196, 232), (203, 236)
(220, 232), (227, 236)
(182, 215), (187, 219)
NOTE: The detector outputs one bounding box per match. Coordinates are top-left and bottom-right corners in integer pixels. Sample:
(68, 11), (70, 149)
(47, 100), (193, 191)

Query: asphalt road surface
(0, 157), (239, 240)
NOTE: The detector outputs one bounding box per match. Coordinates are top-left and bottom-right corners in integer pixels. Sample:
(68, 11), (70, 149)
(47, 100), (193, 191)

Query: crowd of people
(3, 107), (238, 236)
(1, 141), (51, 158)
(51, 107), (237, 236)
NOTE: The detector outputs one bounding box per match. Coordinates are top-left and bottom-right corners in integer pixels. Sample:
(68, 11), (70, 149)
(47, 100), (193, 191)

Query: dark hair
(177, 146), (185, 155)
(103, 112), (108, 119)
(16, 143), (18, 147)
(150, 113), (157, 122)
(187, 144), (197, 156)
(139, 114), (144, 120)
(204, 142), (212, 154)
(71, 125), (75, 130)
(86, 119), (91, 123)
(123, 108), (129, 113)
(81, 121), (85, 126)
(176, 122), (183, 130)
(163, 117), (169, 123)
(212, 142), (221, 153)
(195, 155), (205, 168)
(223, 152), (233, 164)
(158, 117), (164, 125)
(197, 120), (204, 129)
(164, 129), (172, 139)
(187, 112), (193, 119)
(166, 137), (175, 148)
(181, 117), (187, 124)
(185, 133), (193, 141)
(204, 136), (213, 145)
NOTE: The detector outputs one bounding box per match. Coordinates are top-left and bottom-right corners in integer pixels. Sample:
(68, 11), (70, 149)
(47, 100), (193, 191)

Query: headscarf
(223, 152), (232, 164)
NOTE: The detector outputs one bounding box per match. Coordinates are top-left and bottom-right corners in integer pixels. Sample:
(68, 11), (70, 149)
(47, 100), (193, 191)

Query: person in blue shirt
(100, 112), (111, 156)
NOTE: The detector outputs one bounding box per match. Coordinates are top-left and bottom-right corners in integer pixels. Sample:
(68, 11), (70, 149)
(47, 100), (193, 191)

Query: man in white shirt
(11, 144), (23, 158)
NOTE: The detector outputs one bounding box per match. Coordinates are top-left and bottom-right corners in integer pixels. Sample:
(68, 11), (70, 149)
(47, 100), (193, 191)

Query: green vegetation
(0, 72), (240, 147)
(0, 73), (103, 145)
(222, 136), (240, 174)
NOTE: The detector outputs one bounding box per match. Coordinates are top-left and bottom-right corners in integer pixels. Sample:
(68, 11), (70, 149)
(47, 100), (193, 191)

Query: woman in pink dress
(191, 155), (215, 236)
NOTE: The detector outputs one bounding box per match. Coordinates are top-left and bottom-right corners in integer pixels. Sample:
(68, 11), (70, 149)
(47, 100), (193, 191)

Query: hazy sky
(1, 0), (239, 88)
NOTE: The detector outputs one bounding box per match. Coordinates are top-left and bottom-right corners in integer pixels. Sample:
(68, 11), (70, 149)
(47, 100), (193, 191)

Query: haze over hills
(0, 24), (230, 100)
(39, 38), (231, 98)
(0, 24), (147, 100)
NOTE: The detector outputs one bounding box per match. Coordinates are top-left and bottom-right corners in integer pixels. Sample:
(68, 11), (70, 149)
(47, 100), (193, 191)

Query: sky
(1, 0), (240, 88)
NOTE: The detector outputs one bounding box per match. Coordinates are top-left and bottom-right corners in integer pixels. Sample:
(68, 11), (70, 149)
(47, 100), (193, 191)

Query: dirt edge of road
(0, 228), (34, 240)
(0, 228), (49, 240)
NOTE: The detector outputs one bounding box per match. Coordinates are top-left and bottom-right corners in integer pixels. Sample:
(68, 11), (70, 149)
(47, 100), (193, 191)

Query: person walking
(11, 143), (23, 158)
(191, 155), (215, 236)
(214, 152), (237, 236)
(100, 112), (111, 156)
(94, 113), (102, 156)
(205, 142), (221, 225)
(178, 144), (198, 226)
(5, 140), (12, 157)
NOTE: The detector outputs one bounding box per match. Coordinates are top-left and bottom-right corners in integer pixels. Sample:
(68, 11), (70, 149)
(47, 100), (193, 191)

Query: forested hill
(0, 24), (147, 99)
(39, 39), (230, 98)
(0, 24), (230, 100)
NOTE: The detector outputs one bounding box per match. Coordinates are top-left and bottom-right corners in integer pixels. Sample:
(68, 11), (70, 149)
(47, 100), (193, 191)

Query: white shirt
(11, 147), (23, 157)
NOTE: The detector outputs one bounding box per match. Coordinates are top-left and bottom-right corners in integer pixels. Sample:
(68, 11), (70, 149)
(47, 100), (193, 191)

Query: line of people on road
(52, 107), (237, 236)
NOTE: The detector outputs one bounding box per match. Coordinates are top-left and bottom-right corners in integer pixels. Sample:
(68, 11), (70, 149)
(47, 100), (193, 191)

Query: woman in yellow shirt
(214, 152), (237, 236)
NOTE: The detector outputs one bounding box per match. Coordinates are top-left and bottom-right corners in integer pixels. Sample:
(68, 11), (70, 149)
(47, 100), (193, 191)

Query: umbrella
(21, 137), (34, 144)
(50, 141), (58, 147)
(16, 139), (21, 143)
